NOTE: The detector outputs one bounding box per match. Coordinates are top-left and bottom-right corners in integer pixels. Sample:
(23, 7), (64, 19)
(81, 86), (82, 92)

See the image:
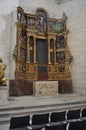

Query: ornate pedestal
(33, 81), (58, 96)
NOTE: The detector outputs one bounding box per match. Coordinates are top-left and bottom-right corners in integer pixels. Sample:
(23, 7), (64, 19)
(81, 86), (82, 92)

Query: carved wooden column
(17, 24), (21, 60)
(64, 32), (70, 74)
(34, 36), (36, 63)
(64, 32), (68, 48)
(27, 36), (30, 63)
(48, 38), (51, 64)
(54, 38), (56, 64)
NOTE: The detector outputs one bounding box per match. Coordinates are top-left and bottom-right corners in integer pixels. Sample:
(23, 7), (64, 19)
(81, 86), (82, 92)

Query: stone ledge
(0, 85), (7, 90)
(0, 86), (9, 106)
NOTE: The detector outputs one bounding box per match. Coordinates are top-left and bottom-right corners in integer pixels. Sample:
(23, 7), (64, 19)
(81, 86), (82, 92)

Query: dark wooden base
(9, 79), (73, 96)
(58, 79), (73, 94)
(9, 80), (33, 96)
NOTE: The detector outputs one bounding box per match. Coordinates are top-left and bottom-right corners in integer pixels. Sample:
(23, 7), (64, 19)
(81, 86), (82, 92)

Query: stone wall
(0, 0), (18, 82)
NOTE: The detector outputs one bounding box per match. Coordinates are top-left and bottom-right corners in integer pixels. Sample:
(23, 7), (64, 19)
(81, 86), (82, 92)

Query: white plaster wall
(0, 0), (18, 81)
(18, 0), (56, 17)
(19, 0), (86, 94)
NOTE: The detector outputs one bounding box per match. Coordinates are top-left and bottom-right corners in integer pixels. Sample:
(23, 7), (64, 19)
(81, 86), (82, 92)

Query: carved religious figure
(56, 36), (65, 48)
(0, 57), (6, 85)
(36, 10), (47, 32)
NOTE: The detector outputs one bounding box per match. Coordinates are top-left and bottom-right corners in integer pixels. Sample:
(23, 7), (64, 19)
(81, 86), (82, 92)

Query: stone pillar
(63, 32), (68, 48)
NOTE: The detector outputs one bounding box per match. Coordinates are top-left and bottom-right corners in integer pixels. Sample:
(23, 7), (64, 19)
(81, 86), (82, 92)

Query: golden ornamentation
(0, 57), (6, 84)
(13, 6), (73, 81)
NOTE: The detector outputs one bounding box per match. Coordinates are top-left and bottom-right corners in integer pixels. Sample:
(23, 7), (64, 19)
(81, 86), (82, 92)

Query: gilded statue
(0, 57), (6, 84)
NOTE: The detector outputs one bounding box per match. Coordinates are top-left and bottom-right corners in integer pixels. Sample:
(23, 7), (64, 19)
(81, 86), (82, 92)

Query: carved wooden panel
(33, 81), (58, 96)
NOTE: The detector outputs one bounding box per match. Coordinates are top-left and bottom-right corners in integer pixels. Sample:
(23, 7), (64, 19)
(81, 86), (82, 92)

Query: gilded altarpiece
(11, 7), (73, 95)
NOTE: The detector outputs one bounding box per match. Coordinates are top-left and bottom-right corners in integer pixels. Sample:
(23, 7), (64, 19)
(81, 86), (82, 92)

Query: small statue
(0, 57), (6, 85)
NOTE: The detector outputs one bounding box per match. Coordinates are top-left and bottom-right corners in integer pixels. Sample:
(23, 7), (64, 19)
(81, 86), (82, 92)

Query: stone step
(0, 94), (86, 124)
(0, 101), (86, 124)
(0, 98), (86, 113)
(0, 100), (86, 112)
